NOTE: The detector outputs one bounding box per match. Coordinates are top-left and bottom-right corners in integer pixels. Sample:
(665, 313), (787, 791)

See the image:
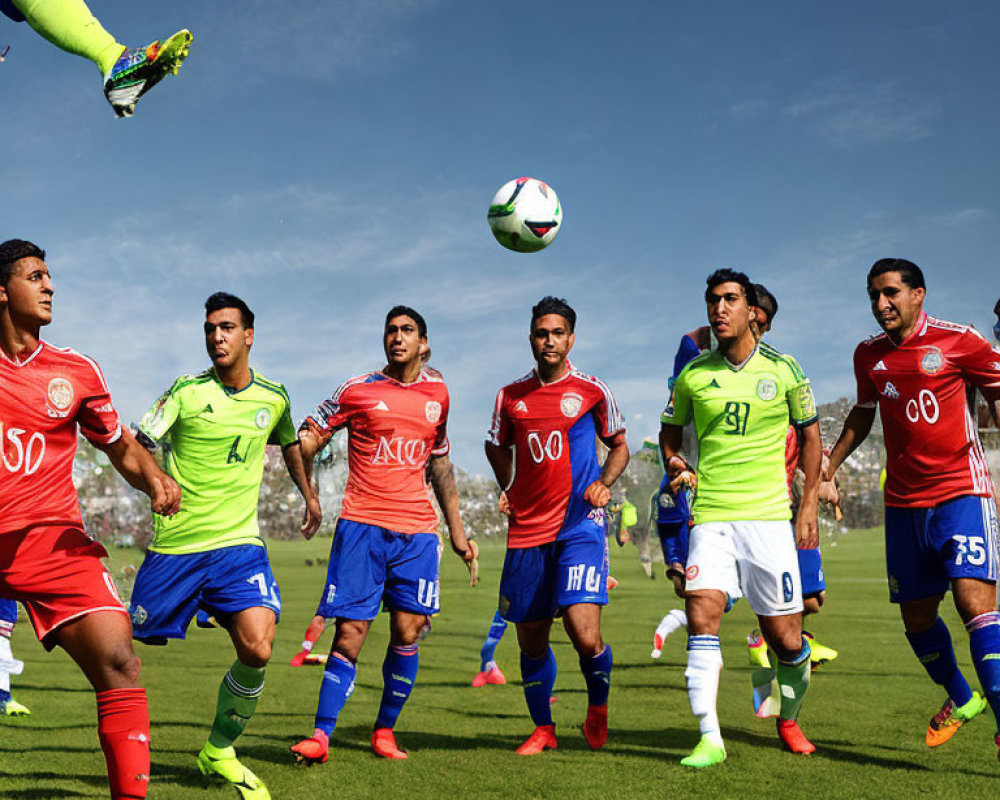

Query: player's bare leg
(197, 607), (275, 800)
(681, 590), (727, 767)
(901, 591), (988, 747)
(291, 619), (370, 765)
(57, 610), (150, 800)
(514, 620), (558, 755)
(563, 603), (612, 749)
(759, 613), (814, 754)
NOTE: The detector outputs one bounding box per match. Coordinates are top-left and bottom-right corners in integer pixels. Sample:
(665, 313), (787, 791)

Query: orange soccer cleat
(583, 704), (608, 749)
(372, 727), (408, 760)
(472, 665), (507, 687)
(515, 724), (558, 755)
(290, 730), (329, 765)
(777, 718), (816, 755)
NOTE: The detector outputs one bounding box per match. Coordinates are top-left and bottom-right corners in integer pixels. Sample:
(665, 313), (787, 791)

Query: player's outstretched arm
(429, 453), (478, 586)
(825, 404), (876, 480)
(98, 428), (180, 516)
(281, 442), (322, 540)
(795, 422), (821, 550)
(584, 431), (629, 508)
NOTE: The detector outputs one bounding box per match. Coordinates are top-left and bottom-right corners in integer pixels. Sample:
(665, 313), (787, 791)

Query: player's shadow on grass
(0, 769), (106, 797)
(17, 681), (92, 694)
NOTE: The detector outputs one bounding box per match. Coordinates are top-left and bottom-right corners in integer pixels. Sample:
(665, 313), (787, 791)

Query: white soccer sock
(685, 634), (724, 745)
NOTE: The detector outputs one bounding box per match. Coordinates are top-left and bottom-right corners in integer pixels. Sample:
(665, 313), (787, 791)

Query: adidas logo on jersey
(708, 379), (721, 389)
(514, 400), (528, 414)
(371, 401), (389, 411)
(872, 360), (888, 371)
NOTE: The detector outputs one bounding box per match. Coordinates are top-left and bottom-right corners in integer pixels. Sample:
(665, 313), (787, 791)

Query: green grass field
(2, 530), (997, 799)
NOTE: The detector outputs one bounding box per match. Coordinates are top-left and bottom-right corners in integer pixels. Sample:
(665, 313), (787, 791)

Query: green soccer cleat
(803, 631), (838, 668)
(680, 735), (727, 768)
(103, 29), (193, 118)
(197, 743), (271, 800)
(1, 698), (30, 717)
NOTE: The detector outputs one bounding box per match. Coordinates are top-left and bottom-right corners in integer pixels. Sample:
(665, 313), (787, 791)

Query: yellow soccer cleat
(197, 743), (271, 800)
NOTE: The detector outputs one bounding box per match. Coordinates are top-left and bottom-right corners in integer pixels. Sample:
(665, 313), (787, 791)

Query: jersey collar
(0, 340), (43, 367)
(889, 311), (929, 348)
(721, 344), (758, 372)
(210, 366), (256, 395)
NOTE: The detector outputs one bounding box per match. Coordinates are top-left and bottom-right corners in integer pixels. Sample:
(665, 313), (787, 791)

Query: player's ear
(418, 338), (429, 357)
(566, 331), (576, 353)
(244, 327), (254, 348)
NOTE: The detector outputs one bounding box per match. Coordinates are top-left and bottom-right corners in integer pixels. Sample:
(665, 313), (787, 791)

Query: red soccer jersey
(854, 313), (1000, 507)
(487, 364), (625, 548)
(0, 341), (122, 535)
(304, 368), (449, 534)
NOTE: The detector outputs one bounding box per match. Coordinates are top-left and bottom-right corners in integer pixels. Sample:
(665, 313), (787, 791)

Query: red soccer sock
(96, 688), (151, 800)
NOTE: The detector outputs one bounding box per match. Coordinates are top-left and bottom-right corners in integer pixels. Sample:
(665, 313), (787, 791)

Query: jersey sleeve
(782, 356), (818, 427)
(268, 390), (298, 448)
(486, 388), (512, 447)
(76, 358), (123, 446)
(432, 390), (450, 456)
(138, 377), (184, 442)
(853, 343), (878, 408)
(953, 328), (1000, 391)
(302, 379), (355, 444)
(672, 334), (701, 379)
(589, 378), (626, 438)
(660, 369), (693, 427)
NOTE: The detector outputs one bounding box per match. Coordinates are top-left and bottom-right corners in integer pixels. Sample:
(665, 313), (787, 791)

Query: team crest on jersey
(130, 605), (148, 626)
(919, 347), (944, 375)
(756, 378), (777, 401)
(425, 401), (442, 423)
(46, 377), (74, 414)
(255, 408), (271, 429)
(882, 382), (899, 399)
(560, 392), (583, 418)
(685, 564), (699, 581)
(659, 493), (676, 508)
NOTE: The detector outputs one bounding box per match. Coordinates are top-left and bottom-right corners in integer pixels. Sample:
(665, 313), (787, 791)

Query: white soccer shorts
(685, 520), (803, 616)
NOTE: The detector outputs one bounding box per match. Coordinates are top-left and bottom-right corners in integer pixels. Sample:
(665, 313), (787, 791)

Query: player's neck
(215, 362), (252, 391)
(383, 360), (422, 384)
(0, 318), (40, 363)
(887, 311), (924, 345)
(536, 360), (570, 384)
(717, 329), (757, 367)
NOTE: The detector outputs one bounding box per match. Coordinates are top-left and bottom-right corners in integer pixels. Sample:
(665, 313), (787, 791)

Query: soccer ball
(487, 177), (562, 253)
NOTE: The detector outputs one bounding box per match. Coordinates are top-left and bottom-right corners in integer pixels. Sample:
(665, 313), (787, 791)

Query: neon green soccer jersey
(138, 368), (297, 554)
(660, 342), (817, 523)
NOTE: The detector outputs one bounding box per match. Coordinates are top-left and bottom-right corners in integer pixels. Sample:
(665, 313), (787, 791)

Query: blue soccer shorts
(797, 546), (826, 597)
(315, 519), (442, 621)
(129, 543), (281, 644)
(885, 494), (999, 604)
(499, 520), (609, 624)
(0, 597), (16, 624)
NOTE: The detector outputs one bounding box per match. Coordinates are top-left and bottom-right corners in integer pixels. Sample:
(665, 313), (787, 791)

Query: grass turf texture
(2, 530), (998, 799)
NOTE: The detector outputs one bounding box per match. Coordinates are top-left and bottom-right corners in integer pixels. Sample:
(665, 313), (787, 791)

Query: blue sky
(2, 2), (999, 472)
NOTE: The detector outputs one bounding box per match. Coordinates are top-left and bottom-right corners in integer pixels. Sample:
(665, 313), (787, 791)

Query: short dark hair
(705, 268), (758, 307)
(993, 297), (999, 317)
(531, 296), (576, 332)
(205, 292), (254, 328)
(385, 305), (427, 338)
(753, 283), (778, 322)
(0, 239), (45, 287)
(867, 258), (925, 292)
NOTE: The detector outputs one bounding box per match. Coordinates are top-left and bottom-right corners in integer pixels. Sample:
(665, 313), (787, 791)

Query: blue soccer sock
(479, 610), (508, 671)
(0, 688), (10, 705)
(579, 645), (612, 707)
(314, 652), (356, 736)
(521, 648), (557, 727)
(967, 611), (1000, 731)
(905, 617), (974, 707)
(375, 643), (419, 730)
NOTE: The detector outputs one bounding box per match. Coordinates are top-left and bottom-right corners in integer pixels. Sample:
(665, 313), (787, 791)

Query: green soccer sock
(776, 641), (811, 721)
(207, 660), (266, 750)
(13, 0), (124, 73)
